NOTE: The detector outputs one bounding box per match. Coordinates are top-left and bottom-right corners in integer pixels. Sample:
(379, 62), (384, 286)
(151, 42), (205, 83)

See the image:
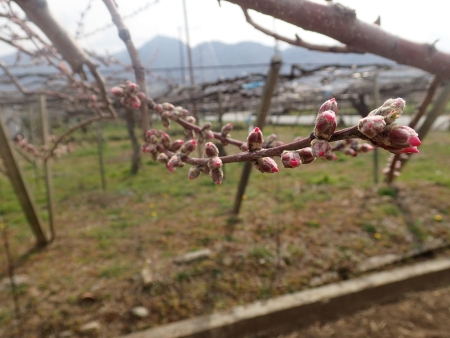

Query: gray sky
(6, 0), (450, 55)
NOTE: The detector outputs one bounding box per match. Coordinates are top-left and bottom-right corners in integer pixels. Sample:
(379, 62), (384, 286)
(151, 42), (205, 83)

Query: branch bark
(227, 0), (450, 78)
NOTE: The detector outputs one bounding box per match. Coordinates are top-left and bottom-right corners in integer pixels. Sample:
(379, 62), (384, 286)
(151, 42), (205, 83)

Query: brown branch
(242, 7), (362, 54)
(102, 0), (150, 134)
(226, 0), (450, 78)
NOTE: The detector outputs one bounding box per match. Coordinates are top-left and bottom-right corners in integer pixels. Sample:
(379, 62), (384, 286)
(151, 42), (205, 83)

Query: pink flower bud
(386, 125), (421, 148)
(325, 152), (338, 161)
(370, 98), (405, 124)
(318, 98), (338, 115)
(188, 166), (201, 180)
(204, 130), (214, 139)
(125, 80), (139, 94)
(314, 110), (337, 140)
(247, 127), (263, 151)
(110, 86), (124, 97)
(281, 151), (301, 169)
(358, 115), (386, 138)
(157, 153), (168, 163)
(297, 147), (315, 164)
(221, 123), (233, 135)
(153, 104), (163, 113)
(185, 116), (196, 124)
(204, 142), (219, 157)
(343, 147), (357, 157)
(401, 146), (419, 154)
(162, 102), (175, 111)
(210, 168), (223, 185)
(255, 157), (279, 173)
(359, 143), (374, 152)
(202, 122), (212, 130)
(160, 132), (171, 148)
(208, 156), (222, 170)
(311, 139), (332, 158)
(137, 91), (146, 100)
(180, 139), (197, 155)
(170, 139), (184, 152)
(175, 106), (189, 116)
(128, 95), (141, 109)
(167, 155), (184, 172)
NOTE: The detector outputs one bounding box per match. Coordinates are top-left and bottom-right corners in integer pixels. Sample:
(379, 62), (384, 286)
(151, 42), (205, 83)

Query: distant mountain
(115, 35), (394, 84)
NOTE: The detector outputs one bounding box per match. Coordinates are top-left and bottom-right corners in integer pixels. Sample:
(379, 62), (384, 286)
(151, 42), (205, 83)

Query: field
(0, 120), (450, 337)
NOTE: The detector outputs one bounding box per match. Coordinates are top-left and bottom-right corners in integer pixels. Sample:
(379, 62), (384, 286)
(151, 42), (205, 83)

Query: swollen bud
(170, 139), (184, 152)
(247, 127), (263, 151)
(385, 124), (421, 148)
(314, 110), (337, 140)
(358, 115), (386, 138)
(160, 132), (171, 148)
(204, 142), (219, 157)
(221, 123), (233, 135)
(311, 139), (332, 158)
(281, 151), (301, 169)
(318, 98), (338, 115)
(180, 139), (197, 156)
(297, 147), (316, 164)
(208, 156), (222, 170)
(128, 95), (141, 109)
(110, 86), (124, 97)
(255, 157), (279, 173)
(210, 169), (224, 185)
(188, 166), (201, 180)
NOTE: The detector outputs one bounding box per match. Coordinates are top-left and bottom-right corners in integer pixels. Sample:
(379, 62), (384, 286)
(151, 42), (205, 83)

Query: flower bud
(167, 155), (184, 172)
(281, 151), (301, 169)
(240, 144), (249, 152)
(204, 142), (219, 157)
(358, 143), (374, 152)
(160, 132), (171, 148)
(358, 115), (386, 138)
(369, 98), (405, 124)
(221, 123), (233, 135)
(202, 122), (212, 130)
(314, 110), (337, 140)
(157, 153), (168, 163)
(110, 86), (124, 97)
(255, 157), (279, 173)
(180, 139), (197, 155)
(137, 91), (146, 100)
(210, 168), (223, 185)
(297, 147), (315, 164)
(247, 127), (263, 151)
(125, 80), (139, 94)
(318, 97), (338, 115)
(343, 147), (357, 157)
(153, 104), (163, 113)
(162, 102), (175, 111)
(204, 130), (214, 139)
(185, 116), (196, 124)
(128, 95), (141, 109)
(208, 156), (222, 170)
(170, 139), (184, 152)
(325, 152), (338, 161)
(188, 166), (201, 180)
(311, 139), (332, 158)
(385, 124), (421, 148)
(175, 106), (189, 116)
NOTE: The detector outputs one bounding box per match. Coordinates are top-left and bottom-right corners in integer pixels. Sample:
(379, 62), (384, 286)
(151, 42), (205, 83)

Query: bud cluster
(110, 80), (146, 109)
(312, 98), (338, 158)
(358, 98), (421, 154)
(188, 142), (224, 184)
(152, 103), (190, 129)
(14, 134), (74, 159)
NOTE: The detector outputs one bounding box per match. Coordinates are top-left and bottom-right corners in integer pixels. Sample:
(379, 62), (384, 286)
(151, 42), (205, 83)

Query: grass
(0, 122), (449, 337)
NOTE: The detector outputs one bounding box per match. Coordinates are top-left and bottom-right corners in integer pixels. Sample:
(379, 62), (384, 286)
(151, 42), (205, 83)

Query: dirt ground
(278, 284), (450, 338)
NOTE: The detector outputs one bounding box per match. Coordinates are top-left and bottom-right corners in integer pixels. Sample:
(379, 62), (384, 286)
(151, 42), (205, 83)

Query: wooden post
(96, 122), (107, 193)
(231, 56), (282, 217)
(40, 95), (56, 242)
(0, 114), (47, 247)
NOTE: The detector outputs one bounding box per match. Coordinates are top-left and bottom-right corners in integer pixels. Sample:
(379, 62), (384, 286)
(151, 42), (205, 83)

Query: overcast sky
(5, 0), (450, 56)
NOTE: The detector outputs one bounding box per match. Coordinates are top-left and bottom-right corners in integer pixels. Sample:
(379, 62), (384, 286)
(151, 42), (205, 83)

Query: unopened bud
(359, 143), (374, 152)
(162, 102), (175, 111)
(129, 95), (141, 109)
(160, 132), (171, 148)
(170, 139), (184, 152)
(125, 80), (139, 94)
(247, 127), (263, 151)
(185, 116), (196, 124)
(221, 123), (233, 135)
(311, 139), (332, 158)
(208, 156), (222, 170)
(204, 130), (214, 139)
(369, 98), (405, 124)
(314, 110), (337, 140)
(325, 152), (338, 161)
(210, 169), (223, 185)
(281, 151), (301, 168)
(188, 166), (201, 180)
(358, 115), (386, 138)
(255, 157), (279, 173)
(167, 155), (184, 172)
(157, 153), (168, 163)
(318, 98), (338, 115)
(202, 122), (212, 130)
(386, 124), (421, 148)
(204, 142), (219, 157)
(110, 86), (124, 97)
(343, 147), (357, 157)
(180, 139), (197, 155)
(297, 147), (315, 164)
(137, 91), (146, 100)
